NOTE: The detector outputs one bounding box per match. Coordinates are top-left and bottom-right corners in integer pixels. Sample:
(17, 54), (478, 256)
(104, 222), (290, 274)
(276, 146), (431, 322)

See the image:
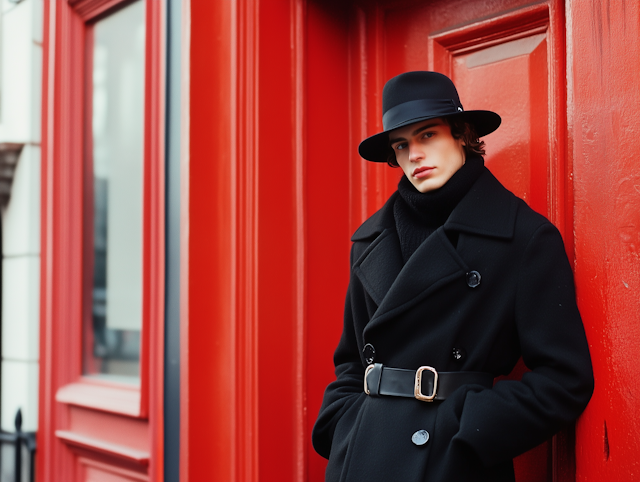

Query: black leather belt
(364, 363), (493, 402)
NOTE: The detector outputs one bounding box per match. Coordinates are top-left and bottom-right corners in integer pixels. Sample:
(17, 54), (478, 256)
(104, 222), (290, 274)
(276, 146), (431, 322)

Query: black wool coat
(312, 168), (594, 482)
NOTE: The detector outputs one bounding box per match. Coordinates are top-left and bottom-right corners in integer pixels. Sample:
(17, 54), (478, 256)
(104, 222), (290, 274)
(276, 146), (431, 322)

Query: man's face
(389, 118), (466, 193)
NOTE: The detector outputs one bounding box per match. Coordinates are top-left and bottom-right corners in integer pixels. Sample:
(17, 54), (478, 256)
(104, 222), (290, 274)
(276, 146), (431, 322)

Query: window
(84, 0), (146, 383)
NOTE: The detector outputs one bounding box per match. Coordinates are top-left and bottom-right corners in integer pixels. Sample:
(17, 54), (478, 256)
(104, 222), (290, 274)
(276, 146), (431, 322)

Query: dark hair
(385, 117), (486, 167)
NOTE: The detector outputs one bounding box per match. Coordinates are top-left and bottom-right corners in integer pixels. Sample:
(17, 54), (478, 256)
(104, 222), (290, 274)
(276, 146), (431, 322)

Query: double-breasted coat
(312, 168), (594, 482)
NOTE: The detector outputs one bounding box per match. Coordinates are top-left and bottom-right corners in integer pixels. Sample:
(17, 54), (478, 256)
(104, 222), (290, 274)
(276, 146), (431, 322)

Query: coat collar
(352, 168), (518, 243)
(350, 168), (519, 334)
(351, 192), (398, 242)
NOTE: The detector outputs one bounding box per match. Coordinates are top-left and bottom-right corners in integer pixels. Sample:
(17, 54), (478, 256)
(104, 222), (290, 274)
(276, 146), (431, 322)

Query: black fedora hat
(358, 71), (501, 162)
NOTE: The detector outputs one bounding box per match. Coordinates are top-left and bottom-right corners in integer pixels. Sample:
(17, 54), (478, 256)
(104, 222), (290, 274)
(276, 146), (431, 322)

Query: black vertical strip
(164, 0), (181, 480)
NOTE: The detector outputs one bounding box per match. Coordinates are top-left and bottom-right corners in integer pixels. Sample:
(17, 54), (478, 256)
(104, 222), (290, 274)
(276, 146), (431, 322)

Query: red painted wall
(569, 2), (640, 480)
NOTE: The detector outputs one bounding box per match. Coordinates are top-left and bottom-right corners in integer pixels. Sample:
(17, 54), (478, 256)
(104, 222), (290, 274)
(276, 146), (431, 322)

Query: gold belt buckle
(363, 364), (375, 395)
(414, 366), (438, 402)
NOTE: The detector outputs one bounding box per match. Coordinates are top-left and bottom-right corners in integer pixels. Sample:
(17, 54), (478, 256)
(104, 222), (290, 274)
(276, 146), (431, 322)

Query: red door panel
(451, 33), (549, 212)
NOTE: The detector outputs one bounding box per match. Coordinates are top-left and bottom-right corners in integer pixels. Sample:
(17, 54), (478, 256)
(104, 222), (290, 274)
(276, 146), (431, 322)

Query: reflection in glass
(86, 0), (145, 382)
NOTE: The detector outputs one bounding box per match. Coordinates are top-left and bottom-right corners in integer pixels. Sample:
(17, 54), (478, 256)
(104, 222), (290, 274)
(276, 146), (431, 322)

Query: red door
(568, 2), (640, 481)
(184, 0), (580, 481)
(183, 0), (587, 481)
(184, 0), (640, 480)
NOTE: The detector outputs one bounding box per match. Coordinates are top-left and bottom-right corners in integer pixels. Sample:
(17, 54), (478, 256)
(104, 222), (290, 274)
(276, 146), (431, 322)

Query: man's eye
(423, 132), (434, 139)
(394, 143), (407, 151)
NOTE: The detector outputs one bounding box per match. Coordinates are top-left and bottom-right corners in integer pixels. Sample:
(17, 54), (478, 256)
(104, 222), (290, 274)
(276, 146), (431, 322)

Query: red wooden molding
(428, 2), (549, 55)
(56, 430), (150, 466)
(78, 457), (149, 481)
(56, 381), (142, 418)
(68, 0), (131, 22)
(144, 1), (167, 479)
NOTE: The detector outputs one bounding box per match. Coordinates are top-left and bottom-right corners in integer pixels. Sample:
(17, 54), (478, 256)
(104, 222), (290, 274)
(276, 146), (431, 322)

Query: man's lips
(413, 166), (434, 179)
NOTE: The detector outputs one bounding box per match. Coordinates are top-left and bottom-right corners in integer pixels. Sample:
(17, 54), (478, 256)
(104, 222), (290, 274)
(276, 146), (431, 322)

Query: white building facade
(0, 0), (43, 435)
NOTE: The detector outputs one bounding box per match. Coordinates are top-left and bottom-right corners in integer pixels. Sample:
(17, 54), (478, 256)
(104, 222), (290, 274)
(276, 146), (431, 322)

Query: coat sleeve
(452, 222), (594, 466)
(312, 245), (367, 460)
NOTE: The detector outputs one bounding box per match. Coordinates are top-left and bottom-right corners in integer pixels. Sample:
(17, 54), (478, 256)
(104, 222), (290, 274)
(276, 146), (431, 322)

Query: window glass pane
(85, 0), (145, 382)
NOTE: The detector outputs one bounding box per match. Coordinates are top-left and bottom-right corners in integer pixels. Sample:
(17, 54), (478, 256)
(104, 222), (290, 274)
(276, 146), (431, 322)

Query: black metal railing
(0, 409), (36, 482)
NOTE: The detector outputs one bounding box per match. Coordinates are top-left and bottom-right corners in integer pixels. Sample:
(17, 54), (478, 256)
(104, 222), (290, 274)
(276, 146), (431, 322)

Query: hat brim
(358, 110), (501, 163)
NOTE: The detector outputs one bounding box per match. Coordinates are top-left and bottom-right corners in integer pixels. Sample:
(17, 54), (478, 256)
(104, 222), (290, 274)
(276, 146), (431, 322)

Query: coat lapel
(352, 229), (404, 306)
(351, 192), (403, 306)
(443, 168), (518, 239)
(362, 226), (469, 336)
(352, 168), (519, 335)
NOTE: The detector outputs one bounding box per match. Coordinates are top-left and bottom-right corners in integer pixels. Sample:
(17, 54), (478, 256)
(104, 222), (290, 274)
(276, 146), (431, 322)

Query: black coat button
(452, 347), (466, 361)
(411, 430), (430, 446)
(363, 343), (376, 364)
(466, 270), (481, 288)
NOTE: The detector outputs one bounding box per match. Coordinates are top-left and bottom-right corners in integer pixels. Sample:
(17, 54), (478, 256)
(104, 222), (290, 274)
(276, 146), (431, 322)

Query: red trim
(367, 6), (397, 214)
(40, 1), (87, 479)
(56, 381), (141, 417)
(56, 430), (150, 466)
(291, 2), (308, 480)
(82, 23), (98, 377)
(144, 0), (166, 479)
(234, 0), (259, 480)
(78, 457), (149, 482)
(347, 4), (368, 234)
(547, 0), (572, 257)
(69, 0), (137, 22)
(182, 1), (236, 480)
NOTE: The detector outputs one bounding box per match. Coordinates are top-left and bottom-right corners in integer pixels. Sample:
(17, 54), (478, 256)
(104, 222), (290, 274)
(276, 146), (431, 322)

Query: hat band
(382, 98), (462, 130)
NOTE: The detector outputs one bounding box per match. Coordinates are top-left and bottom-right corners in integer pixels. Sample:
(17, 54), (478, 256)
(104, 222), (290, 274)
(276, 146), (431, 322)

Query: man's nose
(408, 141), (424, 162)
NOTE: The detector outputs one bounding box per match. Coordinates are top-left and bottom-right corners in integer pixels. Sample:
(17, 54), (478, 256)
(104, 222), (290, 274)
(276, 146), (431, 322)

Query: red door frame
(40, 0), (165, 480)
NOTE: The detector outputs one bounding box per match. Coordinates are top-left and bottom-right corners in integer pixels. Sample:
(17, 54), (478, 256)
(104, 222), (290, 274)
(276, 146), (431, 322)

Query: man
(312, 71), (593, 482)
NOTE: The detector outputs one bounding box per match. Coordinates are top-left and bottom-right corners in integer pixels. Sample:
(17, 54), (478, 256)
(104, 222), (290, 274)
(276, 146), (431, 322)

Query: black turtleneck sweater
(393, 155), (484, 263)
